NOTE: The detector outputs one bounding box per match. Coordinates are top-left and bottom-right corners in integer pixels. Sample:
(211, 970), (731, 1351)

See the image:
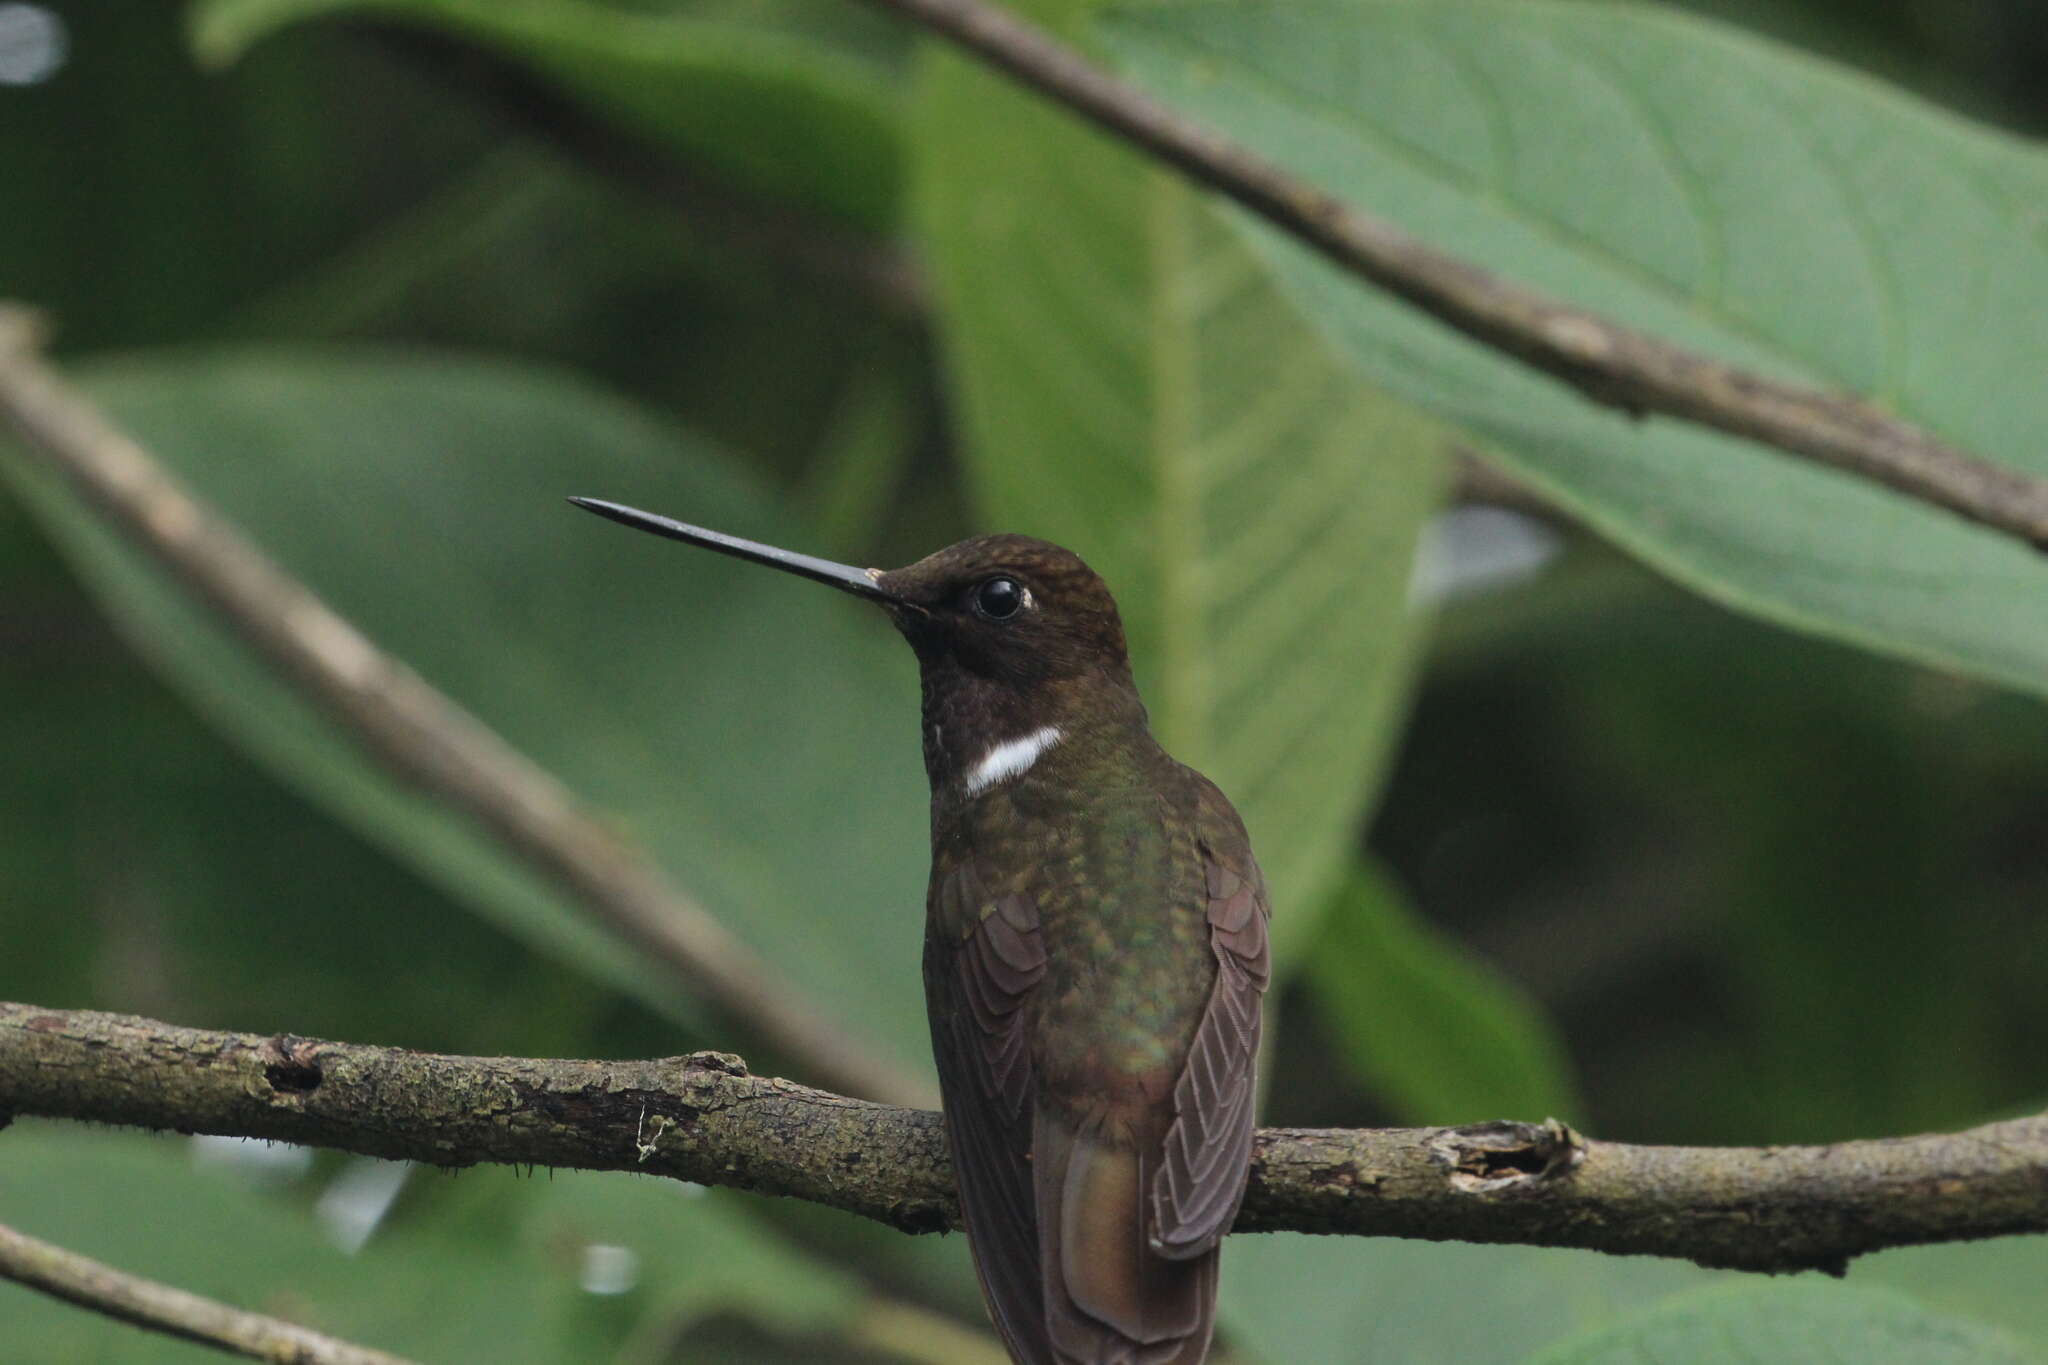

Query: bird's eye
(972, 576), (1026, 621)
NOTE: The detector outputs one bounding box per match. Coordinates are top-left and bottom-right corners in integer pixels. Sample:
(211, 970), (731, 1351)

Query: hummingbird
(570, 498), (1270, 1365)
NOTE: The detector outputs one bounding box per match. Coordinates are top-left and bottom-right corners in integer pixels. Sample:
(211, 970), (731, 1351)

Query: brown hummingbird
(570, 498), (1270, 1365)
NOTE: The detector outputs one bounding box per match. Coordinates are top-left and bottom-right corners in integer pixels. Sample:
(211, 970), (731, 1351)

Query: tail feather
(1035, 1110), (1218, 1365)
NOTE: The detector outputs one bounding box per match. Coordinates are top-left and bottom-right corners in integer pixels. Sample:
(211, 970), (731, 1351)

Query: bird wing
(1152, 777), (1271, 1259)
(926, 858), (1051, 1364)
(1036, 773), (1270, 1365)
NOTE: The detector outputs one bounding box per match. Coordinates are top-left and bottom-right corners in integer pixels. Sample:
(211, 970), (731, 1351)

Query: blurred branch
(8, 1003), (2048, 1276)
(0, 1219), (419, 1365)
(0, 304), (927, 1110)
(1451, 448), (1559, 521)
(849, 1298), (1013, 1365)
(855, 0), (2048, 552)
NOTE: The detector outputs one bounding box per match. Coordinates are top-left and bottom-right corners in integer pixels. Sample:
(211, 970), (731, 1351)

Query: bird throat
(962, 725), (1064, 797)
(908, 640), (1148, 809)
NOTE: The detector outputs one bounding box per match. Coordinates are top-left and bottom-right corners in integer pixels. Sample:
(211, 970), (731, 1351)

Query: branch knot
(259, 1036), (324, 1096)
(1430, 1118), (1584, 1194)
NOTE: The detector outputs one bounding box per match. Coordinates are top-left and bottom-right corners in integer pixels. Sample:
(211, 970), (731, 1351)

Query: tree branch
(6, 1003), (2045, 1276)
(0, 1219), (421, 1365)
(0, 305), (926, 1110)
(857, 0), (2048, 552)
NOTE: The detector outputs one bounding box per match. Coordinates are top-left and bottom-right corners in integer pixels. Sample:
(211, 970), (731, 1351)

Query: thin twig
(0, 306), (926, 1109)
(0, 1220), (420, 1365)
(6, 1003), (2046, 1275)
(860, 0), (2048, 552)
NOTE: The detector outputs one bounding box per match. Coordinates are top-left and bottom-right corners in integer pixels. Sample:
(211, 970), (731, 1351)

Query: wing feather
(1150, 782), (1271, 1261)
(928, 868), (1052, 1363)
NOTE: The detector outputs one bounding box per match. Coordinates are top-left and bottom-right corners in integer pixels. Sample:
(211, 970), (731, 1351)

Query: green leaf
(0, 350), (932, 1077)
(1222, 1235), (1737, 1365)
(917, 2), (1451, 962)
(1222, 1241), (2044, 1365)
(798, 333), (921, 561)
(1862, 1238), (2048, 1351)
(0, 591), (612, 1054)
(0, 1120), (855, 1363)
(1095, 0), (2048, 702)
(191, 0), (907, 226)
(1522, 1281), (2044, 1365)
(0, 477), (641, 1058)
(1307, 862), (1581, 1125)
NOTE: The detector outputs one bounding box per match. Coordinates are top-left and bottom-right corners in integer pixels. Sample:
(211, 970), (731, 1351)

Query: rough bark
(7, 1003), (2045, 1275)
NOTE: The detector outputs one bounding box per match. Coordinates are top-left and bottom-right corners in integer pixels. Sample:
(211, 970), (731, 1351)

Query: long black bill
(568, 497), (899, 604)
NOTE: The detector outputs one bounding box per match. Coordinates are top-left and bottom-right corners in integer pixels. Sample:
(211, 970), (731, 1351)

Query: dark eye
(972, 576), (1025, 620)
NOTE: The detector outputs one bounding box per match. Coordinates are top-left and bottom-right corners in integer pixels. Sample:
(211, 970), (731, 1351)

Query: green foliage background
(2, 0), (2045, 1360)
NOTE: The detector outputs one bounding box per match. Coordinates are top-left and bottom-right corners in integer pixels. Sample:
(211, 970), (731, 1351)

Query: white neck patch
(964, 725), (1063, 797)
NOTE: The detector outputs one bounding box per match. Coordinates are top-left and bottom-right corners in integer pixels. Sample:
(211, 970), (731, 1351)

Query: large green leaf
(1222, 1238), (2044, 1365)
(0, 3), (496, 352)
(917, 1), (1450, 961)
(0, 475), (651, 1058)
(0, 351), (933, 1080)
(192, 0), (907, 226)
(0, 570), (611, 1054)
(1522, 1281), (2042, 1365)
(1306, 862), (1581, 1125)
(1096, 0), (2048, 701)
(1862, 1237), (2048, 1351)
(0, 1120), (855, 1363)
(1222, 1235), (1736, 1365)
